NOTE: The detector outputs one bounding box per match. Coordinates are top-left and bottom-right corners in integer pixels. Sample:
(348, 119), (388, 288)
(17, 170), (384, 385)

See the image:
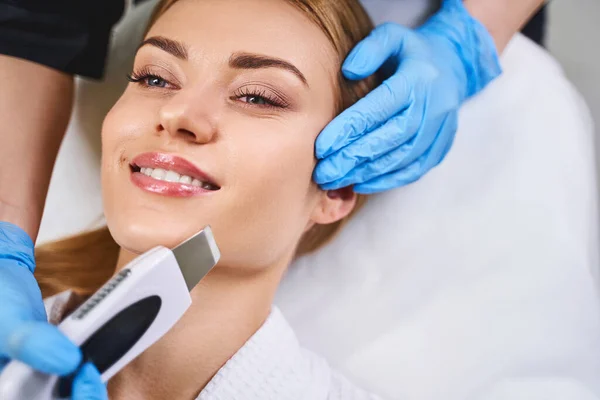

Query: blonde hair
(35, 0), (379, 298)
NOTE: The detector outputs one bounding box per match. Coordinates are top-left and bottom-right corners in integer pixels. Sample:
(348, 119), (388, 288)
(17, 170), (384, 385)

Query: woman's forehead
(148, 0), (339, 82)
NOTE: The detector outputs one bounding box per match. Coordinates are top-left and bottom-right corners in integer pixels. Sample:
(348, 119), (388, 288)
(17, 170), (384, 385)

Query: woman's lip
(131, 152), (219, 187)
(130, 172), (214, 197)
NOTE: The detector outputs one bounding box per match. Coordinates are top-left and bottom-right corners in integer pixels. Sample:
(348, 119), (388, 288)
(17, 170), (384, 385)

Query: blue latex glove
(0, 222), (107, 399)
(314, 0), (502, 194)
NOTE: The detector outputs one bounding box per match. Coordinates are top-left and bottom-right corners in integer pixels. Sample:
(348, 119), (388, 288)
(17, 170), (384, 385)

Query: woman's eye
(233, 88), (288, 109)
(127, 71), (172, 89)
(243, 95), (268, 105)
(145, 76), (167, 88)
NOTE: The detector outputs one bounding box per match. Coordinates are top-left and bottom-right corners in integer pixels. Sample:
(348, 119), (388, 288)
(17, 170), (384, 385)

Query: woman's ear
(310, 186), (357, 225)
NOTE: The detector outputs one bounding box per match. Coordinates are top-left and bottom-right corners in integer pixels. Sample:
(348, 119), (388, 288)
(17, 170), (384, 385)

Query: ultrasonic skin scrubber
(0, 226), (220, 400)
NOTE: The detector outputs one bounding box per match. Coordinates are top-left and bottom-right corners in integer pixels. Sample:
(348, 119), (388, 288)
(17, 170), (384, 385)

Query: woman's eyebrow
(138, 36), (188, 60)
(229, 52), (309, 87)
(136, 40), (308, 87)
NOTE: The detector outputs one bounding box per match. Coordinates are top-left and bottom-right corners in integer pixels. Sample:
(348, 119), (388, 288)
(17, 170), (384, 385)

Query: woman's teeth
(139, 167), (216, 190)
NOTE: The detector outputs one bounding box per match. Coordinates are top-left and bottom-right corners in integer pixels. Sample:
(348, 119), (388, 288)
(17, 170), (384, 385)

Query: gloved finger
(316, 71), (413, 159)
(354, 113), (457, 194)
(388, 104), (455, 167)
(319, 111), (452, 189)
(3, 321), (81, 376)
(353, 162), (422, 194)
(314, 95), (425, 185)
(342, 22), (413, 80)
(318, 138), (418, 190)
(72, 363), (108, 400)
(390, 111), (455, 173)
(0, 222), (36, 274)
(0, 261), (46, 322)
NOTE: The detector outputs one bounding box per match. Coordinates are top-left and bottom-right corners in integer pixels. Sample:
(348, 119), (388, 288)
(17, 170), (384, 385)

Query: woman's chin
(107, 219), (200, 255)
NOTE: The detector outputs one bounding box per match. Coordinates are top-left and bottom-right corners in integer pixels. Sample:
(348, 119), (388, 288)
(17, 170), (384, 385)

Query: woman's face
(102, 0), (356, 270)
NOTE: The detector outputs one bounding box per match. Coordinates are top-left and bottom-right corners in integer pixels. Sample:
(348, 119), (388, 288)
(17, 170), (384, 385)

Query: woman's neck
(107, 249), (287, 400)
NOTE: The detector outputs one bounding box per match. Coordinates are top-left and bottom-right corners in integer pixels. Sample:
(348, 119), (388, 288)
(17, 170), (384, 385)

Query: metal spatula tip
(173, 226), (221, 291)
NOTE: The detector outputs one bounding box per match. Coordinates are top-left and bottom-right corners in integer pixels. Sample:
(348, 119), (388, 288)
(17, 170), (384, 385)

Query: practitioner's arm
(0, 55), (74, 239)
(0, 0), (123, 239)
(0, 1), (124, 397)
(465, 0), (546, 53)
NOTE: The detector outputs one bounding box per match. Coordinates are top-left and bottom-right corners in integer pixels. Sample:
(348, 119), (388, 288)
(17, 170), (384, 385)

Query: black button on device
(56, 295), (162, 398)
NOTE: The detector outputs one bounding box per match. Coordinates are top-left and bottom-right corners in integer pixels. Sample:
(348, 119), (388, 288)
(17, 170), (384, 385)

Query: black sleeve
(0, 0), (126, 79)
(521, 4), (547, 47)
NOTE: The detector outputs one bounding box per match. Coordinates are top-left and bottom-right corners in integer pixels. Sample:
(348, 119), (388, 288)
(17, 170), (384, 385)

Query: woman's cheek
(260, 130), (314, 185)
(227, 125), (315, 226)
(106, 94), (158, 140)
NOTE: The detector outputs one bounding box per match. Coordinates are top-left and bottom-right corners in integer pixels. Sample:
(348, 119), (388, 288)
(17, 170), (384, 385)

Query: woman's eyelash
(233, 87), (290, 109)
(126, 67), (171, 88)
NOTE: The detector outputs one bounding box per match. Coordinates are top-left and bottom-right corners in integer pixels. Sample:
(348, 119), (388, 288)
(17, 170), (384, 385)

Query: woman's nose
(158, 91), (218, 144)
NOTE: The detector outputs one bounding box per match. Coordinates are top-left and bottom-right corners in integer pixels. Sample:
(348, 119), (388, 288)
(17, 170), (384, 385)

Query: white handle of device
(0, 245), (191, 400)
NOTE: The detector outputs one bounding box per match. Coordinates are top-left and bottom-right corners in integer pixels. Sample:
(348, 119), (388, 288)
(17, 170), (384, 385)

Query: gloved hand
(314, 0), (502, 193)
(0, 222), (107, 399)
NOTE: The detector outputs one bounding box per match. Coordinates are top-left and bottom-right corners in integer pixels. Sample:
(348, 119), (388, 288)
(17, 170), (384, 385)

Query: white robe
(44, 291), (385, 400)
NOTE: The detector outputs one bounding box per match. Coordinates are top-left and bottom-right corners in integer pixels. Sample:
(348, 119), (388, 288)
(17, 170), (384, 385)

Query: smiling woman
(32, 0), (381, 398)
